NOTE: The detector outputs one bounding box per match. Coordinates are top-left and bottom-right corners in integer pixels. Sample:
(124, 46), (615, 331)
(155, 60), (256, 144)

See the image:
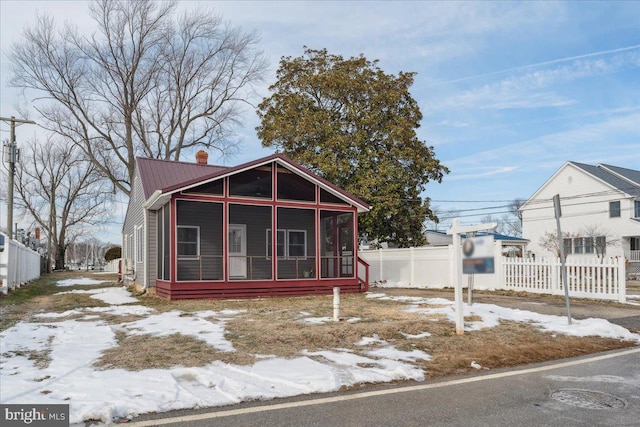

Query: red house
(122, 152), (370, 299)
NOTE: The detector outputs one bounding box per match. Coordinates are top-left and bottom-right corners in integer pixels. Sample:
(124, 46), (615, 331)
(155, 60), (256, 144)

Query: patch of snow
(355, 334), (387, 346)
(35, 310), (83, 318)
(56, 278), (109, 287)
(365, 293), (389, 299)
(56, 287), (138, 305)
(365, 347), (432, 362)
(401, 332), (432, 339)
(301, 316), (334, 324)
(120, 310), (235, 352)
(302, 350), (425, 383)
(85, 305), (155, 316)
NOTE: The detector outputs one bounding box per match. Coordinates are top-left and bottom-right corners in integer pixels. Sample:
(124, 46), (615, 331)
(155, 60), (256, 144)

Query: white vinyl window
(609, 201), (621, 218)
(135, 225), (144, 263)
(177, 226), (199, 258)
(267, 229), (306, 259)
(287, 230), (307, 259)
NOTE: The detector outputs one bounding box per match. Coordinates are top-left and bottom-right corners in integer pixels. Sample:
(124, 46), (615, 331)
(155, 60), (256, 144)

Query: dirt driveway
(374, 286), (640, 333)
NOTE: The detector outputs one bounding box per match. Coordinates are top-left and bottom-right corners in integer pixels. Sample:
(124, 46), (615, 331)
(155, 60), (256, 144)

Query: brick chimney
(196, 150), (208, 165)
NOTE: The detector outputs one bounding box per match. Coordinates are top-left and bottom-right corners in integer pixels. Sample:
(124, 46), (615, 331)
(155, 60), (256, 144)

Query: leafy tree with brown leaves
(257, 48), (448, 247)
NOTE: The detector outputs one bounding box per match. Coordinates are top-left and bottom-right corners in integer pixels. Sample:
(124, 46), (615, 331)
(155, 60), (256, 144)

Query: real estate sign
(462, 235), (495, 274)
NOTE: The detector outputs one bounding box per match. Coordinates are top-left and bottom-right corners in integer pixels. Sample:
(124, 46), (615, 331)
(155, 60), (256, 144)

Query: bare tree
(9, 0), (266, 195)
(479, 198), (525, 237)
(579, 224), (620, 263)
(424, 206), (461, 232)
(538, 231), (575, 258)
(15, 137), (114, 270)
(504, 198), (525, 236)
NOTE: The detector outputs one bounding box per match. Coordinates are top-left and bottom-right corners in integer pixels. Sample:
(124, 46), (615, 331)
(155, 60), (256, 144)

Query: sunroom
(148, 154), (369, 299)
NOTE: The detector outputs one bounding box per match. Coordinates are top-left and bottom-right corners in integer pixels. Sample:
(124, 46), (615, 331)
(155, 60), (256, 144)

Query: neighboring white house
(520, 161), (640, 268)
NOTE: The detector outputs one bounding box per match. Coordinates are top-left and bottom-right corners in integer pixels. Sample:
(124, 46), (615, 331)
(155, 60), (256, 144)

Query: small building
(520, 161), (640, 272)
(424, 229), (529, 256)
(122, 152), (370, 299)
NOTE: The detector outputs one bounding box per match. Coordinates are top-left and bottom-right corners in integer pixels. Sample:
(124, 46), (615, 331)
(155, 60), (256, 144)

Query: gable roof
(137, 153), (370, 213)
(570, 162), (640, 197)
(136, 157), (227, 199)
(521, 161), (640, 209)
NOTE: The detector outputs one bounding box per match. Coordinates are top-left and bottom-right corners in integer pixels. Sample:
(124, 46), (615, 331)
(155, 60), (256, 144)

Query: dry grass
(94, 332), (254, 370)
(218, 297), (636, 375)
(3, 273), (638, 382)
(0, 272), (119, 330)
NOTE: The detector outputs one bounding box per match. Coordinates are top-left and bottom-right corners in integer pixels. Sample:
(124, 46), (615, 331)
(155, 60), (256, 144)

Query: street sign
(462, 235), (495, 274)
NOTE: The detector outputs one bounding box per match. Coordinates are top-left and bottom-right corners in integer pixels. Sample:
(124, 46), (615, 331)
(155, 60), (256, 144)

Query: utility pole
(1, 116), (37, 239)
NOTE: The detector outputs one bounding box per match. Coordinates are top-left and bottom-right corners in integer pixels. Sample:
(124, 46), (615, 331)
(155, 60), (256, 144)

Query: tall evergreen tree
(257, 48), (448, 247)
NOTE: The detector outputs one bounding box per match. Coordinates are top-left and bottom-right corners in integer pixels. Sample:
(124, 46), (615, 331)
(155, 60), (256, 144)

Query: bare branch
(10, 0), (266, 196)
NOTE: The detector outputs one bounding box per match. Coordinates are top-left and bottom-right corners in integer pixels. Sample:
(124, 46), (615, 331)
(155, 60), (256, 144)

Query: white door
(229, 224), (247, 278)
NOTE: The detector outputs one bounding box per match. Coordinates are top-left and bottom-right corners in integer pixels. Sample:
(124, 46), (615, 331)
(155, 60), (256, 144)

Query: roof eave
(143, 190), (170, 210)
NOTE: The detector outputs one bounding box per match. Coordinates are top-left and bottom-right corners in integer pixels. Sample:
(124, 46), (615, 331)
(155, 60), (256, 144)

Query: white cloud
(430, 49), (640, 111)
(446, 166), (518, 182)
(444, 112), (640, 177)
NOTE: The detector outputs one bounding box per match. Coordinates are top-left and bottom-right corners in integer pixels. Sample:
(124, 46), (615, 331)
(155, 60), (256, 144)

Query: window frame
(609, 201), (621, 218)
(287, 229), (307, 260)
(634, 200), (640, 218)
(135, 225), (144, 263)
(266, 228), (307, 260)
(584, 237), (594, 254)
(177, 225), (200, 259)
(573, 237), (584, 254)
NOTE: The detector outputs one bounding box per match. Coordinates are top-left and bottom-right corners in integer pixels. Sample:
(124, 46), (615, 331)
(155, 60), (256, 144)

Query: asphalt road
(128, 347), (640, 427)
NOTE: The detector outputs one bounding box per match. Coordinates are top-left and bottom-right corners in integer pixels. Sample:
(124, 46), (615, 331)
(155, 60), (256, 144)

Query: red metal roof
(136, 153), (370, 211)
(136, 157), (227, 199)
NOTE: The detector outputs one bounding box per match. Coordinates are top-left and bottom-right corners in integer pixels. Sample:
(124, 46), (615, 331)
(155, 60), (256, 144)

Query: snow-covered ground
(1, 279), (638, 426)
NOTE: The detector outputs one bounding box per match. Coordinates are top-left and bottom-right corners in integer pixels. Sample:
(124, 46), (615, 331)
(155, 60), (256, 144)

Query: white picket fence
(104, 258), (121, 273)
(360, 244), (627, 303)
(1, 232), (41, 295)
(502, 256), (626, 302)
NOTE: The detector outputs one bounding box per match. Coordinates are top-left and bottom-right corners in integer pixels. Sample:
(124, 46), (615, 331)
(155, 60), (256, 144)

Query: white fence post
(379, 248), (384, 284)
(618, 256), (626, 303)
(551, 257), (558, 295)
(410, 247), (415, 286)
(494, 241), (503, 290)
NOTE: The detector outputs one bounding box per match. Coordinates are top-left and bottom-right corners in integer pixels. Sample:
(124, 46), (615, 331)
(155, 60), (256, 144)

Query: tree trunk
(55, 244), (66, 271)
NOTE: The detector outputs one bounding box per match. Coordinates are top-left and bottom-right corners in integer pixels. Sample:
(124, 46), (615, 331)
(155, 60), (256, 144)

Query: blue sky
(1, 1), (639, 244)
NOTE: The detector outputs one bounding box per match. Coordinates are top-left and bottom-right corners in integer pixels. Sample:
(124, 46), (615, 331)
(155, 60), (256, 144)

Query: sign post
(447, 219), (497, 335)
(553, 194), (572, 325)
